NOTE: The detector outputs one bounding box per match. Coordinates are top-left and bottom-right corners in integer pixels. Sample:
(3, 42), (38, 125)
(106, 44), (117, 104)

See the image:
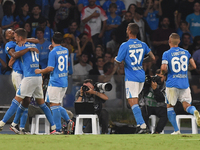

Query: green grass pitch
(0, 134), (200, 150)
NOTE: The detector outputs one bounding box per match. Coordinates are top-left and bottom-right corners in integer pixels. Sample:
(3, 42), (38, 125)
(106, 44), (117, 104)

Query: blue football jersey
(48, 45), (69, 88)
(116, 38), (151, 82)
(5, 41), (23, 74)
(162, 47), (191, 89)
(36, 40), (51, 69)
(15, 42), (41, 77)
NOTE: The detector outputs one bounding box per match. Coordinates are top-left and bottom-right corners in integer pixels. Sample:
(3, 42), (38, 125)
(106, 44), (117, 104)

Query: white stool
(176, 115), (198, 134)
(75, 114), (100, 135)
(149, 115), (164, 134)
(31, 114), (50, 135)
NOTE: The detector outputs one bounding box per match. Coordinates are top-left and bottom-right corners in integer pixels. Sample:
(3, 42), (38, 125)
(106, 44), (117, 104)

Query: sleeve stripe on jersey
(115, 58), (121, 63)
(7, 48), (13, 52)
(162, 60), (168, 64)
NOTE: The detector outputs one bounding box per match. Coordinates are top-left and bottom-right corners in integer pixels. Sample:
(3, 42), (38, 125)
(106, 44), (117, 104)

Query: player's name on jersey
(173, 74), (187, 78)
(25, 43), (36, 47)
(59, 73), (68, 77)
(132, 66), (143, 71)
(56, 50), (68, 55)
(30, 64), (39, 68)
(171, 51), (185, 56)
(129, 44), (142, 49)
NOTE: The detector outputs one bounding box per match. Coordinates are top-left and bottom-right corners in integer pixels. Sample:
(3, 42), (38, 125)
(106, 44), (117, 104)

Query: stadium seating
(75, 114), (100, 135)
(176, 115), (198, 134)
(31, 114), (50, 135)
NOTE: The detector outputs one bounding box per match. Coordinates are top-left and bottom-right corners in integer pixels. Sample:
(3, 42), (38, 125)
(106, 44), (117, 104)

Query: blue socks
(186, 106), (197, 115)
(20, 108), (28, 129)
(2, 99), (20, 123)
(167, 107), (179, 132)
(39, 103), (55, 127)
(51, 106), (61, 132)
(59, 106), (70, 123)
(13, 104), (26, 124)
(131, 104), (145, 126)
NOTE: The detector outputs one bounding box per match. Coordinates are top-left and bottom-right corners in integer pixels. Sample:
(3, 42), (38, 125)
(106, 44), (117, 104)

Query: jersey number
(129, 49), (143, 65)
(171, 55), (188, 73)
(58, 55), (68, 71)
(31, 51), (39, 62)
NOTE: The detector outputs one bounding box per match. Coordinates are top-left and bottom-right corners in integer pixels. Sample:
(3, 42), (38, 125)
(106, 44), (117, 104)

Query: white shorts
(16, 76), (44, 99)
(166, 87), (192, 106)
(11, 71), (23, 90)
(45, 86), (67, 104)
(125, 81), (144, 99)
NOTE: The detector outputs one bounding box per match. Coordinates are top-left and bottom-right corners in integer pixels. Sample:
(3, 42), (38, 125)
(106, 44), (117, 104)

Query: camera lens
(82, 85), (89, 92)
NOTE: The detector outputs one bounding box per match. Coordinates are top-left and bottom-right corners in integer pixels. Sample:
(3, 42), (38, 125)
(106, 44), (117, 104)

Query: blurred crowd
(0, 0), (200, 101)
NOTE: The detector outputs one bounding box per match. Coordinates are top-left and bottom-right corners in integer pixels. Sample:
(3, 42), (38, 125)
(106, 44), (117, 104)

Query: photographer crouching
(75, 79), (110, 134)
(140, 69), (168, 134)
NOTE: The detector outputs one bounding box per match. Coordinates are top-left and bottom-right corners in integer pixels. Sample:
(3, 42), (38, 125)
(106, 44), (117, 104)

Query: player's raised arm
(189, 58), (196, 70)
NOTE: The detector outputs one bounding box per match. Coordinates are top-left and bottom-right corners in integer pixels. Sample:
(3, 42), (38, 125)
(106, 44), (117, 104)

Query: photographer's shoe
(67, 120), (74, 134)
(194, 110), (200, 126)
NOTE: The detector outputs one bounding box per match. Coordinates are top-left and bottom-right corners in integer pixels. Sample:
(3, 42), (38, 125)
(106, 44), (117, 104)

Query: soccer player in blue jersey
(5, 29), (39, 90)
(115, 23), (155, 133)
(161, 33), (200, 134)
(35, 32), (74, 134)
(4, 29), (40, 134)
(0, 28), (56, 134)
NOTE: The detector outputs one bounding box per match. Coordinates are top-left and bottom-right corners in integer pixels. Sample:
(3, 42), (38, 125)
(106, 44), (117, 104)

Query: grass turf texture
(0, 134), (200, 150)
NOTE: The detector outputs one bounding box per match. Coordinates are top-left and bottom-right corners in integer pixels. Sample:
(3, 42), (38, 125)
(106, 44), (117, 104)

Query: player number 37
(129, 49), (143, 65)
(171, 55), (188, 73)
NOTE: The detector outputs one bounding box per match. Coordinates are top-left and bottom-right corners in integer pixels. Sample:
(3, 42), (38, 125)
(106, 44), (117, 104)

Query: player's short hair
(128, 23), (139, 35)
(52, 32), (63, 44)
(15, 28), (27, 39)
(170, 33), (180, 45)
